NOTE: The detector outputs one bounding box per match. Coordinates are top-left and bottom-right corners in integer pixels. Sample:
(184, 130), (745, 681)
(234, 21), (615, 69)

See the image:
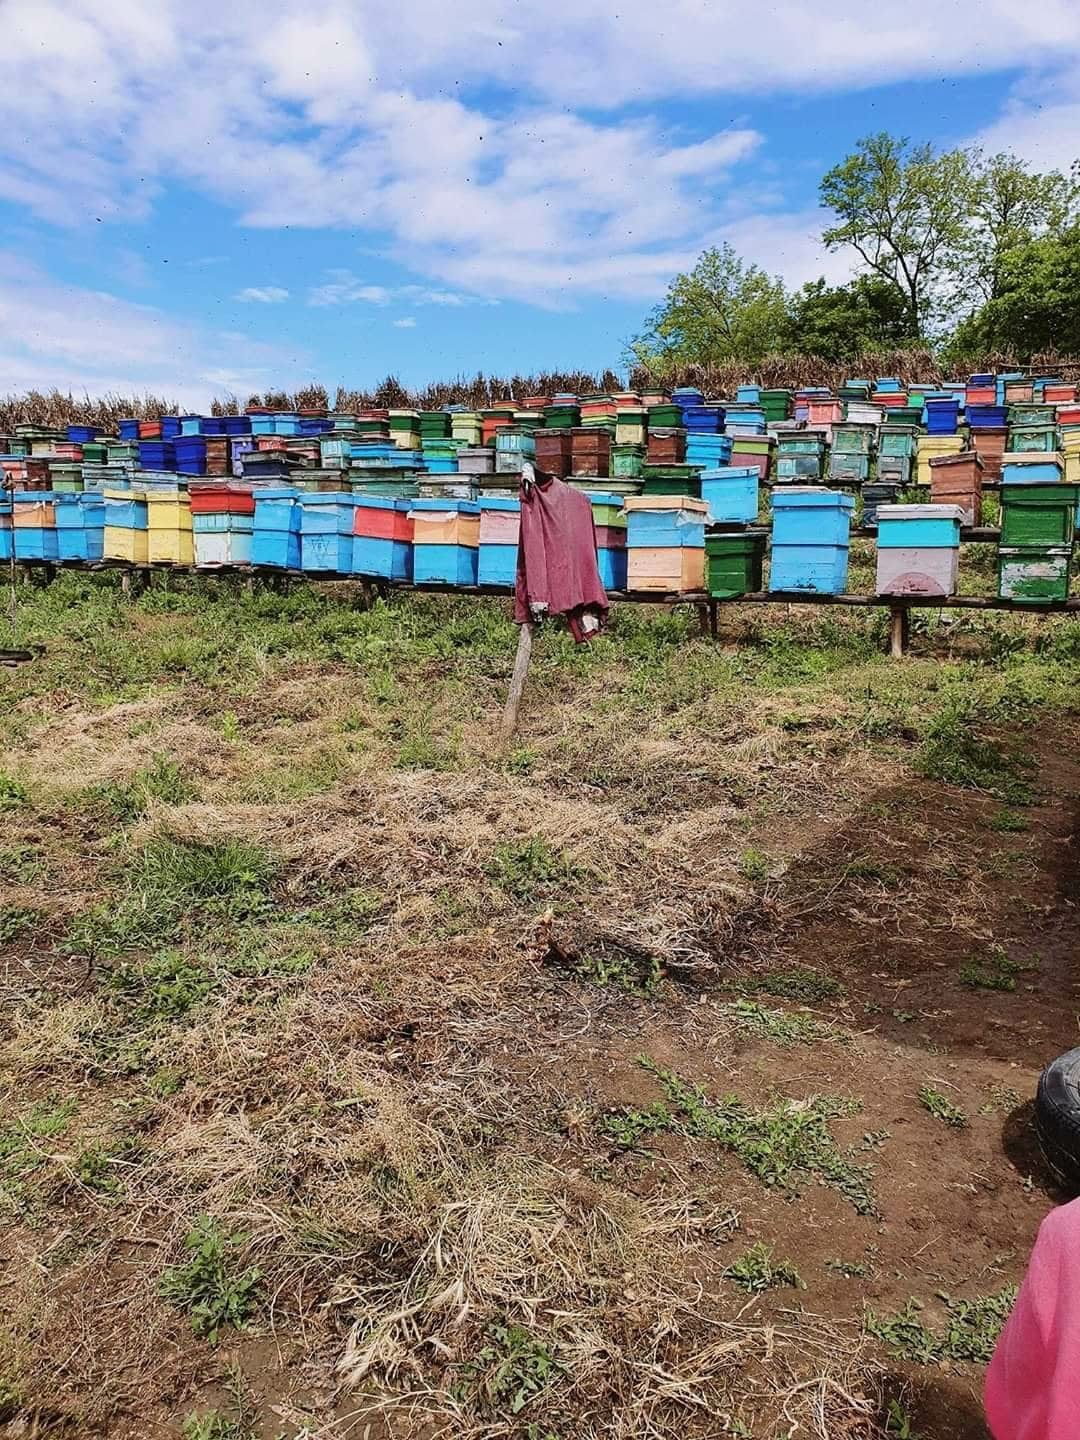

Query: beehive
(700, 466), (759, 524)
(410, 499), (480, 585)
(252, 487), (301, 569)
(623, 495), (707, 593)
(929, 451), (983, 526)
(705, 529), (766, 598)
(875, 504), (964, 597)
(477, 496), (519, 587)
(769, 488), (854, 595)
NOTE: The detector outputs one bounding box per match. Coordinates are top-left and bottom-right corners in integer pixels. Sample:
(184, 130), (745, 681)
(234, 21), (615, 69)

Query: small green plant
(866, 1289), (1017, 1365)
(604, 1062), (877, 1214)
(460, 1319), (562, 1415)
(826, 1257), (868, 1279)
(74, 1136), (141, 1195)
(724, 999), (831, 1047)
(505, 746), (538, 776)
(980, 1083), (1022, 1116)
(148, 1066), (186, 1099)
(106, 951), (216, 1024)
(916, 708), (1035, 803)
(181, 1411), (250, 1440)
(0, 772), (29, 810)
(884, 1399), (924, 1438)
(80, 755), (198, 822)
(0, 1375), (22, 1423)
(735, 967), (843, 1003)
(959, 947), (1031, 992)
(572, 942), (661, 995)
(487, 838), (579, 900)
(0, 907), (40, 944)
(219, 712), (241, 742)
(723, 1242), (801, 1293)
(843, 857), (903, 886)
(0, 843), (43, 882)
(917, 1086), (968, 1130)
(989, 808), (1029, 833)
(159, 1216), (261, 1342)
(0, 1098), (77, 1212)
(739, 847), (770, 882)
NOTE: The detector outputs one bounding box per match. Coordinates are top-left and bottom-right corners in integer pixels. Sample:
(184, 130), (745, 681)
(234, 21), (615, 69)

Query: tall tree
(820, 133), (974, 337)
(787, 276), (914, 361)
(627, 243), (790, 372)
(959, 151), (1077, 307)
(950, 223), (1080, 359)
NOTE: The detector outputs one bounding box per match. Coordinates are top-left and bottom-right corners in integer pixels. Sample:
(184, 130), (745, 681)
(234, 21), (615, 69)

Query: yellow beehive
(916, 434), (964, 485)
(146, 491), (194, 563)
(148, 528), (195, 564)
(627, 546), (705, 594)
(104, 526), (149, 564)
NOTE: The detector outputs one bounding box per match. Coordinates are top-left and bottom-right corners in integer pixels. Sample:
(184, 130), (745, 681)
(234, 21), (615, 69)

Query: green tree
(628, 243), (790, 371)
(820, 133), (975, 337)
(786, 276), (913, 361)
(951, 224), (1080, 359)
(958, 151), (1077, 308)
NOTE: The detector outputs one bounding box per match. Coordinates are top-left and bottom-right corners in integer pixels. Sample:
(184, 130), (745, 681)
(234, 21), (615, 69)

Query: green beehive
(419, 411), (451, 439)
(1008, 404), (1055, 428)
(777, 454), (825, 480)
(589, 496), (627, 529)
(544, 405), (580, 430)
(611, 443), (645, 478)
(884, 407), (924, 427)
(642, 467), (703, 497)
(705, 529), (766, 598)
(82, 441), (109, 465)
(879, 426), (919, 458)
(777, 435), (826, 456)
(832, 423), (876, 455)
(998, 548), (1073, 603)
(647, 403), (682, 429)
(761, 389), (792, 421)
(1008, 425), (1058, 453)
(1000, 484), (1080, 547)
(49, 463), (84, 493)
(828, 452), (871, 481)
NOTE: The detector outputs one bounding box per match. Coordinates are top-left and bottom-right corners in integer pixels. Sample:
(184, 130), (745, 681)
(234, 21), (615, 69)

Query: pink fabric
(514, 470), (608, 642)
(985, 1198), (1080, 1439)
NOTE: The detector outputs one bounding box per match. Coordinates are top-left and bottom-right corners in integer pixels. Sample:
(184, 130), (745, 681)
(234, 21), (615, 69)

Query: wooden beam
(501, 622), (534, 744)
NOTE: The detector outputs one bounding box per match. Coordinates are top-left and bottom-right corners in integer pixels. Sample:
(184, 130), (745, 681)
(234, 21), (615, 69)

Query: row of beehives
(3, 472), (1077, 603)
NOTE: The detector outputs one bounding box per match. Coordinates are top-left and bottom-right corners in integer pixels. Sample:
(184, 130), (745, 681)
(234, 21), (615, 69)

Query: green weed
(74, 1137), (140, 1196)
(159, 1216), (261, 1343)
(843, 857), (903, 886)
(605, 1063), (877, 1215)
(917, 1086), (968, 1130)
(218, 712), (241, 742)
(78, 756), (197, 823)
(724, 999), (832, 1047)
(0, 1098), (77, 1212)
(0, 907), (41, 944)
(735, 967), (844, 1004)
(599, 1102), (673, 1151)
(571, 942), (662, 995)
(487, 838), (580, 901)
(916, 707), (1035, 803)
(739, 847), (771, 882)
(884, 1399), (924, 1438)
(989, 808), (1030, 833)
(460, 1319), (563, 1416)
(106, 952), (216, 1024)
(0, 843), (44, 883)
(826, 1258), (869, 1279)
(181, 1411), (252, 1440)
(0, 772), (29, 810)
(959, 947), (1031, 992)
(505, 747), (538, 776)
(866, 1289), (1017, 1365)
(980, 1083), (1022, 1116)
(723, 1242), (801, 1293)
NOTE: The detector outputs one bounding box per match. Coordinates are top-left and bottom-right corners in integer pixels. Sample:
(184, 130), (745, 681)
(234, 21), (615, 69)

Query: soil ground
(1, 575), (1078, 1440)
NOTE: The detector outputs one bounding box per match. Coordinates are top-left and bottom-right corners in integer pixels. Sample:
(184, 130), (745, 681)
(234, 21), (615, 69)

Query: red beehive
(930, 451), (984, 525)
(205, 438), (229, 476)
(189, 481), (256, 515)
(1046, 384), (1078, 405)
(534, 431), (572, 478)
(569, 427), (611, 477)
(965, 386), (996, 406)
(481, 414), (514, 446)
(970, 425), (1007, 484)
(647, 429), (687, 464)
(138, 419), (163, 439)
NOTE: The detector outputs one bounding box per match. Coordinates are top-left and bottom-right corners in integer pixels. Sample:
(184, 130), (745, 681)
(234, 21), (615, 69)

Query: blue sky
(2, 1), (1078, 406)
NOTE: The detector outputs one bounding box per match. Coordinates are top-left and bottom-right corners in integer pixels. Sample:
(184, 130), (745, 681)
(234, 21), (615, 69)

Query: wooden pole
(501, 622), (534, 744)
(888, 604), (910, 659)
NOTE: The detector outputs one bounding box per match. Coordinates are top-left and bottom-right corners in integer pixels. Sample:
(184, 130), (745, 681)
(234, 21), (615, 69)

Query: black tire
(1036, 1047), (1080, 1192)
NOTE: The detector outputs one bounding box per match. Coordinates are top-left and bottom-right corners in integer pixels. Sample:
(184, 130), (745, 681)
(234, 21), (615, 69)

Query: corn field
(2, 350), (1078, 428)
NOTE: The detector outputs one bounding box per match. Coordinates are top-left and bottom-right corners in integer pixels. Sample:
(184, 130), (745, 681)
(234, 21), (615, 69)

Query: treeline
(630, 134), (1080, 377)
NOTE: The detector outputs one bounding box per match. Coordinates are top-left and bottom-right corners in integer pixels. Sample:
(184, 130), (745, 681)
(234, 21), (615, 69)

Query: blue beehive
(119, 419), (140, 441)
(103, 490), (147, 528)
(0, 497), (10, 561)
(686, 434), (734, 468)
(597, 547), (627, 589)
(67, 425), (99, 443)
(1001, 454), (1064, 485)
(700, 466), (759, 523)
(876, 504), (964, 549)
(175, 438), (208, 476)
(222, 416), (253, 436)
(159, 416), (182, 440)
(924, 398), (960, 434)
(625, 504), (707, 548)
(252, 486), (301, 569)
(179, 416), (203, 437)
(352, 496), (413, 581)
(736, 385), (761, 404)
(681, 405), (724, 433)
(298, 493), (354, 572)
(138, 440), (177, 470)
(967, 404), (1007, 428)
(54, 492), (104, 560)
(769, 487), (854, 594)
(411, 499), (479, 585)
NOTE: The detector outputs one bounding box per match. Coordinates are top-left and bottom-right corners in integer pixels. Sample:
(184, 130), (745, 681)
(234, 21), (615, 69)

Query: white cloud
(1, 0), (1078, 315)
(968, 65), (1080, 173)
(235, 285), (290, 303)
(0, 253), (312, 405)
(392, 317), (417, 328)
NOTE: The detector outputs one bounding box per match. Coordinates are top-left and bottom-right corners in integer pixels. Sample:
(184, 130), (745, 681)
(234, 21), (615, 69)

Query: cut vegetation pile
(1, 574), (1079, 1439)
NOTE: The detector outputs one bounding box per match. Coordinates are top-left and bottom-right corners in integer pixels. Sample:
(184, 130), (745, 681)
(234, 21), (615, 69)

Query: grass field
(2, 570), (1079, 1439)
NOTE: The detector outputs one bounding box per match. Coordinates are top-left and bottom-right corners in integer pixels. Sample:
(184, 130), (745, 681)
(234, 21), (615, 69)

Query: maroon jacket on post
(514, 470), (609, 642)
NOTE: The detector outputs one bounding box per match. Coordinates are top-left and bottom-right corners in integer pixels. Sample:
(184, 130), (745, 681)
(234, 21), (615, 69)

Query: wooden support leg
(121, 570), (131, 598)
(888, 604), (910, 659)
(709, 599), (719, 639)
(501, 622), (534, 745)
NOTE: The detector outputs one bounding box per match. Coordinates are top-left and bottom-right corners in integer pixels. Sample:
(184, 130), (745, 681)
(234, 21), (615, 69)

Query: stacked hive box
(777, 433), (827, 483)
(970, 425), (1008, 483)
(146, 487), (194, 565)
(0, 495), (10, 561)
(623, 495), (707, 593)
(917, 435), (964, 485)
(769, 488), (854, 595)
(103, 486), (149, 564)
(875, 504), (964, 596)
(641, 463), (703, 498)
(828, 423), (875, 482)
(685, 433), (733, 470)
(861, 481), (902, 528)
(705, 529), (767, 598)
(730, 433), (775, 481)
(411, 499), (480, 584)
(998, 454), (1077, 602)
(55, 492), (104, 561)
(590, 492), (627, 590)
(12, 491), (57, 561)
(929, 452), (983, 526)
(700, 466), (758, 524)
(298, 493), (353, 572)
(353, 496), (413, 581)
(570, 428), (611, 478)
(477, 497), (519, 586)
(534, 431), (572, 478)
(252, 487), (301, 569)
(192, 483), (255, 567)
